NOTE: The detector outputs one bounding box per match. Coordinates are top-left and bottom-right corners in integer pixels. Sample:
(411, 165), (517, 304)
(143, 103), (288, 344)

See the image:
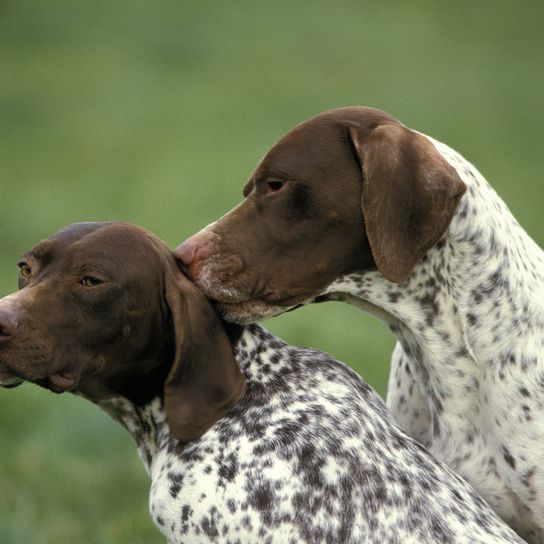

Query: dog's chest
(147, 439), (304, 544)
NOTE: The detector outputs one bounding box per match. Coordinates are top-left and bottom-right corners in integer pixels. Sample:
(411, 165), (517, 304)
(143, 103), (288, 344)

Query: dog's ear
(348, 123), (466, 283)
(162, 257), (246, 442)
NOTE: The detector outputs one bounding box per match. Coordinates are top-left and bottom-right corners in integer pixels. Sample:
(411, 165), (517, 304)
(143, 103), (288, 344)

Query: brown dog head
(0, 222), (246, 442)
(175, 107), (466, 323)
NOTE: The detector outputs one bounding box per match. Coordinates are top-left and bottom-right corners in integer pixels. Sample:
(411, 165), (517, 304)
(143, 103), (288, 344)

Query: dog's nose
(174, 239), (196, 268)
(0, 310), (18, 342)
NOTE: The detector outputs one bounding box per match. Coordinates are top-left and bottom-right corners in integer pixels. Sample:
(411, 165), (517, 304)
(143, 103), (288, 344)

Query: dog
(175, 107), (544, 542)
(0, 222), (526, 543)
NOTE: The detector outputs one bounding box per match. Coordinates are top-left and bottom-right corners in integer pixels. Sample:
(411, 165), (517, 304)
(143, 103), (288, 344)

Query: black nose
(0, 310), (18, 342)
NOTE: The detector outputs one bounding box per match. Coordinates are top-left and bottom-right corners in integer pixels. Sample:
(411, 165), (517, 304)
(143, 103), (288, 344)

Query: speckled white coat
(324, 135), (544, 542)
(100, 325), (524, 544)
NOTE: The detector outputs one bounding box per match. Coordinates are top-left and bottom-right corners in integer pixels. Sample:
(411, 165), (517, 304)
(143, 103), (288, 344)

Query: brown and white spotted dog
(0, 222), (526, 543)
(176, 107), (544, 542)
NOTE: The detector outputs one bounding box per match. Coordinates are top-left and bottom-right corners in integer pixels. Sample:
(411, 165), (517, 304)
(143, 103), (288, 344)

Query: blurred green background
(1, 1), (542, 542)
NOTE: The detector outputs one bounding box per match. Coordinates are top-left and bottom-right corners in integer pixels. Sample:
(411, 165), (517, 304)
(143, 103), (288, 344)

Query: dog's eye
(18, 262), (31, 278)
(80, 276), (104, 287)
(266, 180), (286, 193)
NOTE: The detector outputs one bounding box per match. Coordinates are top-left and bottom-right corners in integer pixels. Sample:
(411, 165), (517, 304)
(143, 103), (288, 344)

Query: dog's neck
(89, 324), (274, 474)
(94, 395), (168, 473)
(326, 137), (544, 442)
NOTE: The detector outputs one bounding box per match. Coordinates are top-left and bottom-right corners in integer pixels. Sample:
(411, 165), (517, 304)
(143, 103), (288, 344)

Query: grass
(1, 1), (543, 541)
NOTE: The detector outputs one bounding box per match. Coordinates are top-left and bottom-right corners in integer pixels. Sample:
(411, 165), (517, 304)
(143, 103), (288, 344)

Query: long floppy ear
(349, 123), (466, 283)
(162, 257), (246, 442)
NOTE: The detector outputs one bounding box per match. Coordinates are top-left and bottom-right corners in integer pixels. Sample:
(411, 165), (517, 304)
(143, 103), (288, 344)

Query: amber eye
(266, 180), (286, 193)
(80, 276), (104, 287)
(18, 262), (31, 278)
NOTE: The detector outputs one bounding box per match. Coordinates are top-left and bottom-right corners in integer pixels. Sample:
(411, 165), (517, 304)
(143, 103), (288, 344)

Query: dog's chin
(0, 369), (25, 389)
(214, 299), (291, 325)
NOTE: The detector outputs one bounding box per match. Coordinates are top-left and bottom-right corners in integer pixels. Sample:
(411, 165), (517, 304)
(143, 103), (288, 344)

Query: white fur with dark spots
(101, 325), (524, 544)
(323, 135), (544, 542)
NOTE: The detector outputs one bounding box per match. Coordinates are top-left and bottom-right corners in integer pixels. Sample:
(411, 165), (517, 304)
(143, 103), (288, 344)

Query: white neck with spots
(95, 396), (168, 474)
(326, 137), (544, 443)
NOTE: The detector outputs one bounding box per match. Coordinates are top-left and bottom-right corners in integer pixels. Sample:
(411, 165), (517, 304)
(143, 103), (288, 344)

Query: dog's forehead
(310, 106), (398, 125)
(255, 124), (345, 180)
(52, 222), (116, 245)
(284, 107), (398, 140)
(73, 224), (170, 270)
(24, 223), (107, 261)
(27, 239), (53, 261)
(255, 107), (399, 179)
(26, 222), (165, 270)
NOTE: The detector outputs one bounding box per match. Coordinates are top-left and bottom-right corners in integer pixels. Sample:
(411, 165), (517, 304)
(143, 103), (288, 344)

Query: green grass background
(1, 1), (543, 542)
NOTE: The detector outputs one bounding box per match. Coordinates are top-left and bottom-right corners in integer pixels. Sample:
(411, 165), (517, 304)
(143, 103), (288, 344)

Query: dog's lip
(49, 372), (78, 392)
(35, 372), (79, 394)
(0, 360), (80, 393)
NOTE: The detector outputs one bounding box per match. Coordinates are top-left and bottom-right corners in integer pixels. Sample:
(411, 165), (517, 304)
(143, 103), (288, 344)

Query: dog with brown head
(175, 107), (466, 322)
(0, 222), (246, 442)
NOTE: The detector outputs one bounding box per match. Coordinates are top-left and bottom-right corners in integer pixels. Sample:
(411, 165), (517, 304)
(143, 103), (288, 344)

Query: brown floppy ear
(162, 257), (246, 442)
(349, 123), (466, 283)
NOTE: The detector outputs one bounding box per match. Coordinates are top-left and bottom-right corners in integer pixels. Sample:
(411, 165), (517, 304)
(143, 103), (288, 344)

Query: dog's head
(0, 222), (246, 441)
(176, 107), (466, 323)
